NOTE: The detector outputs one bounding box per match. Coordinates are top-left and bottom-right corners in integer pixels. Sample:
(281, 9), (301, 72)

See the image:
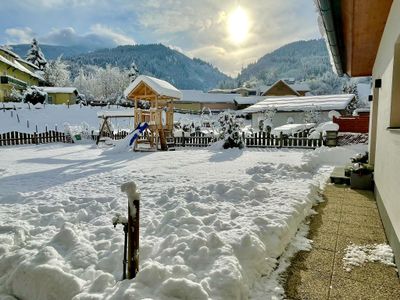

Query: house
(208, 87), (258, 96)
(261, 79), (311, 96)
(242, 94), (355, 129)
(316, 0), (400, 269)
(175, 90), (237, 112)
(0, 46), (44, 101)
(41, 87), (80, 105)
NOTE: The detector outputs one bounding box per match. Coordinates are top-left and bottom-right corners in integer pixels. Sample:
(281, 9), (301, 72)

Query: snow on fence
(92, 130), (325, 149)
(244, 131), (324, 149)
(174, 132), (215, 147)
(0, 130), (68, 146)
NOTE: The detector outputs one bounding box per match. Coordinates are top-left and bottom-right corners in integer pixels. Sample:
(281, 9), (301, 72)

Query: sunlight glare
(228, 6), (249, 44)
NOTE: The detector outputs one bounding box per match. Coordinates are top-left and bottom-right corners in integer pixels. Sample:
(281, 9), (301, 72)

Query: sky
(0, 0), (321, 76)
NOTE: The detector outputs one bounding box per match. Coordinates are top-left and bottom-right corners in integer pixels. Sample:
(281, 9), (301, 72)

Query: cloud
(131, 0), (321, 76)
(5, 27), (35, 44)
(1, 0), (321, 75)
(90, 24), (135, 46)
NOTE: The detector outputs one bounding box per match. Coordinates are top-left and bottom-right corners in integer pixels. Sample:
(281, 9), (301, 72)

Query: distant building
(41, 87), (80, 105)
(242, 94), (355, 129)
(175, 90), (237, 112)
(260, 79), (311, 97)
(0, 46), (44, 101)
(208, 87), (258, 97)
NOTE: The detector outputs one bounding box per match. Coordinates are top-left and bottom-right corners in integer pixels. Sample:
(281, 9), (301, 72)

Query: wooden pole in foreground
(121, 182), (140, 279)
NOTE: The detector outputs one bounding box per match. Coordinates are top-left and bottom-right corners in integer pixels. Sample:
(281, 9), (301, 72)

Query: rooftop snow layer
(0, 54), (44, 81)
(41, 87), (78, 94)
(234, 96), (265, 105)
(124, 75), (182, 99)
(242, 94), (355, 113)
(181, 90), (236, 103)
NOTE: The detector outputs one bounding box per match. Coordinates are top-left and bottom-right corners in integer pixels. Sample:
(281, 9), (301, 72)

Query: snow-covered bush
(262, 106), (277, 131)
(23, 86), (47, 105)
(303, 105), (321, 123)
(6, 88), (24, 102)
(218, 111), (244, 149)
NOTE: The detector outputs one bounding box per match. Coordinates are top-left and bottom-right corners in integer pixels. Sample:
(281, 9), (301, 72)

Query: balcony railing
(0, 76), (28, 89)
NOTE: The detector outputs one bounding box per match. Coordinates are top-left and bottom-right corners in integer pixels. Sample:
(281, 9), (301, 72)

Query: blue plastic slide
(129, 122), (149, 146)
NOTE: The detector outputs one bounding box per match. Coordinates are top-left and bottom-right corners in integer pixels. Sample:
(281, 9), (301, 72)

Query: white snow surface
(0, 103), (134, 134)
(0, 144), (366, 299)
(124, 75), (182, 99)
(343, 244), (395, 272)
(242, 94), (355, 113)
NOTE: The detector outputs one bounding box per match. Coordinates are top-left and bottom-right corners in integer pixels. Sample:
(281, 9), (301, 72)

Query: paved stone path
(284, 184), (400, 299)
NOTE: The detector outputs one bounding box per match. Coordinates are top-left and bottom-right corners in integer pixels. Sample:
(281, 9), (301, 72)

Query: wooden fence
(174, 132), (215, 147)
(92, 130), (324, 149)
(244, 131), (324, 149)
(0, 131), (68, 146)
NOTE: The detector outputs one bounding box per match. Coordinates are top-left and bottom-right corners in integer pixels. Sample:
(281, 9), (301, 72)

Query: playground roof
(124, 75), (182, 100)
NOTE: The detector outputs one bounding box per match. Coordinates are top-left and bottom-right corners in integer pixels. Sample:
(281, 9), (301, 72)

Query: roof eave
(316, 0), (345, 76)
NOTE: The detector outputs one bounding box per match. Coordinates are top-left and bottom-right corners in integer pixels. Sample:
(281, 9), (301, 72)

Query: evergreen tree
(26, 39), (47, 70)
(128, 62), (140, 82)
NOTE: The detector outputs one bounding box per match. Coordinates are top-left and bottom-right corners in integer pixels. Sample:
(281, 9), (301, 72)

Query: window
(48, 95), (53, 104)
(390, 35), (400, 128)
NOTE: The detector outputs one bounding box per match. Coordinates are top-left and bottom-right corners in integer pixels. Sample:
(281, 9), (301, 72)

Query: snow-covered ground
(0, 143), (366, 300)
(0, 103), (204, 134)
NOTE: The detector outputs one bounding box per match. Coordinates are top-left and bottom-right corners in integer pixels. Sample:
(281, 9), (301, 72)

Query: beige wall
(370, 0), (400, 269)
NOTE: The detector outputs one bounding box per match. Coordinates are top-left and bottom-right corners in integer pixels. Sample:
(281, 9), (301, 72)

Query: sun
(227, 6), (249, 44)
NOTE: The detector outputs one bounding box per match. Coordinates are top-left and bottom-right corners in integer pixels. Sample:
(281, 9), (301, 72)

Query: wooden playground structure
(124, 75), (182, 151)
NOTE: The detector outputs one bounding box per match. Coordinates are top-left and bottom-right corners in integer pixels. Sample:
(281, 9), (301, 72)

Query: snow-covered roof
(260, 81), (310, 94)
(124, 75), (182, 99)
(41, 87), (78, 94)
(181, 90), (236, 103)
(0, 53), (44, 81)
(234, 96), (265, 105)
(17, 58), (40, 70)
(242, 94), (355, 113)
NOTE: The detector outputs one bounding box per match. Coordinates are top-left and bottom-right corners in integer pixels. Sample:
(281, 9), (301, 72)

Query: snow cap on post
(121, 181), (140, 218)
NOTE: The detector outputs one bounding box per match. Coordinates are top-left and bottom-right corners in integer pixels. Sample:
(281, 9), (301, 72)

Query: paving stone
(284, 181), (400, 299)
(290, 248), (335, 274)
(340, 213), (383, 228)
(338, 221), (387, 242)
(332, 252), (399, 290)
(329, 275), (400, 300)
(285, 269), (330, 300)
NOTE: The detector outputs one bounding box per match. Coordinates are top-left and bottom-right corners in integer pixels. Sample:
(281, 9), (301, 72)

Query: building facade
(317, 0), (400, 269)
(0, 47), (43, 101)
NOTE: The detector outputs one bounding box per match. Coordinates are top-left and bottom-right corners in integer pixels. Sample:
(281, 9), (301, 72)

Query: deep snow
(0, 144), (367, 299)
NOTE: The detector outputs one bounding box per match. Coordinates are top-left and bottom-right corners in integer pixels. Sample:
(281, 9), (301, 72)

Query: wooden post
(279, 132), (283, 148)
(121, 182), (140, 279)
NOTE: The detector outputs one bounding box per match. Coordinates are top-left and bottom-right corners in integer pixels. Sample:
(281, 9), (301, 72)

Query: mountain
(10, 44), (93, 60)
(66, 44), (231, 91)
(237, 39), (332, 85)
